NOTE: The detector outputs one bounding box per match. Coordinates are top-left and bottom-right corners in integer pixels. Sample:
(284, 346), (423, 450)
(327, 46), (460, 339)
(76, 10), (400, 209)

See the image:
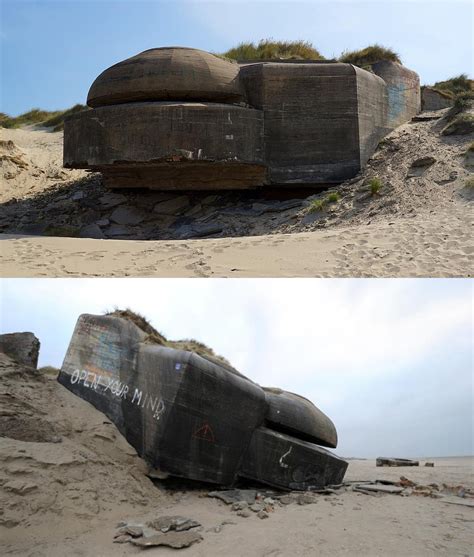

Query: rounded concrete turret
(87, 47), (244, 107)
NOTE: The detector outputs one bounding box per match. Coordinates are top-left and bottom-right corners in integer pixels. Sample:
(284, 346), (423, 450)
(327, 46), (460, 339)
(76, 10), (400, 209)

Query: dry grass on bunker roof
(105, 308), (234, 369)
(338, 44), (401, 67)
(222, 39), (325, 61)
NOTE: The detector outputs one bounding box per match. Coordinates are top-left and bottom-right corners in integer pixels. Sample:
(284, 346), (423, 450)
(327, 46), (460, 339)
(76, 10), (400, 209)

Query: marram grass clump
(222, 39), (325, 61)
(433, 74), (474, 97)
(369, 177), (382, 196)
(105, 308), (236, 371)
(0, 104), (88, 131)
(339, 44), (401, 68)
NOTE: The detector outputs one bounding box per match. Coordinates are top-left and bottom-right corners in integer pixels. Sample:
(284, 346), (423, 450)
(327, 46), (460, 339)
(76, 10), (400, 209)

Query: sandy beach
(1, 353), (473, 557)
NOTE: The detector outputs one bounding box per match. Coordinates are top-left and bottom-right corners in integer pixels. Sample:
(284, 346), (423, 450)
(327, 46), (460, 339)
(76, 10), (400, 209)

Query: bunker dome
(58, 313), (347, 490)
(64, 46), (420, 190)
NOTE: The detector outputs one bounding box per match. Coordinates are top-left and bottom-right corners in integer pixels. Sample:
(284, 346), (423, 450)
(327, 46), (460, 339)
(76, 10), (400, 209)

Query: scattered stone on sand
(131, 530), (202, 549)
(237, 509), (252, 518)
(208, 489), (257, 505)
(231, 501), (249, 511)
(406, 156), (436, 178)
(441, 497), (474, 508)
(98, 192), (127, 208)
(79, 224), (105, 239)
(153, 196), (190, 215)
(250, 502), (264, 513)
(113, 535), (132, 544)
(146, 515), (201, 533)
(257, 510), (269, 519)
(425, 462), (435, 467)
(115, 525), (143, 538)
(110, 206), (147, 226)
(355, 484), (405, 494)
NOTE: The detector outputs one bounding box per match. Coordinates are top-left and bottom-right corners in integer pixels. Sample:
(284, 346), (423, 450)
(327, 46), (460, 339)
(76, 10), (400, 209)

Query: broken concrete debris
(115, 517), (202, 549)
(64, 47), (420, 190)
(376, 457), (420, 467)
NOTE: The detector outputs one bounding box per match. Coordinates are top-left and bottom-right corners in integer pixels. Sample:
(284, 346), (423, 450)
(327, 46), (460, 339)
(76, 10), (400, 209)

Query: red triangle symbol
(193, 422), (215, 443)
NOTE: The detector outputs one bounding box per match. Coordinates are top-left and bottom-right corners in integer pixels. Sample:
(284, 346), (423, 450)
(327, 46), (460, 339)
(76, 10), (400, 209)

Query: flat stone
(301, 211), (325, 225)
(113, 535), (132, 544)
(147, 515), (201, 533)
(132, 531), (202, 549)
(250, 502), (264, 512)
(236, 509), (252, 518)
(115, 525), (143, 538)
(105, 224), (130, 237)
(356, 484), (404, 494)
(257, 510), (269, 519)
(201, 195), (220, 205)
(79, 224), (105, 239)
(279, 495), (294, 505)
(98, 192), (127, 208)
(297, 494), (317, 505)
(175, 223), (223, 239)
(153, 196), (190, 215)
(110, 206), (146, 225)
(208, 489), (257, 505)
(231, 501), (249, 511)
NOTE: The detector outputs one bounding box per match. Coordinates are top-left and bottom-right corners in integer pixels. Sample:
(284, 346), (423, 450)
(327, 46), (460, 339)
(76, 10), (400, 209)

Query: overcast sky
(1, 0), (472, 115)
(1, 278), (472, 459)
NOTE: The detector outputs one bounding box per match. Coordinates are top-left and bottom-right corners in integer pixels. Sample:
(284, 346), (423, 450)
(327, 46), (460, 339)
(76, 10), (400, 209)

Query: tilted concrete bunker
(64, 47), (420, 190)
(58, 314), (348, 490)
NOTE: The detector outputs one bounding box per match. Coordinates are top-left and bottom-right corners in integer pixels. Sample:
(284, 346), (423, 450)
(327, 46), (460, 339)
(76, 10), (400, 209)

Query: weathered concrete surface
(64, 102), (265, 189)
(58, 313), (346, 489)
(240, 62), (388, 184)
(0, 332), (40, 368)
(421, 87), (454, 111)
(87, 47), (243, 107)
(371, 61), (420, 130)
(263, 387), (338, 448)
(241, 63), (361, 184)
(353, 65), (388, 165)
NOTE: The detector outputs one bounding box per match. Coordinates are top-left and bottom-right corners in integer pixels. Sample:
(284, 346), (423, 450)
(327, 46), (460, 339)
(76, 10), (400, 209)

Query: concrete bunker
(64, 47), (420, 190)
(58, 313), (348, 490)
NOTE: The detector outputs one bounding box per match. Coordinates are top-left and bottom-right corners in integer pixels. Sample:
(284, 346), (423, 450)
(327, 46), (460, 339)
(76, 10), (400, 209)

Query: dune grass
(432, 74), (473, 97)
(222, 39), (325, 61)
(1, 104), (87, 131)
(105, 308), (236, 370)
(338, 44), (401, 68)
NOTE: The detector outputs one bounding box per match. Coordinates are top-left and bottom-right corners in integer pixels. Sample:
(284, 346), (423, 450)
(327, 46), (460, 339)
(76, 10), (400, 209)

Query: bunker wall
(64, 102), (264, 168)
(371, 61), (420, 130)
(354, 66), (388, 166)
(240, 63), (362, 184)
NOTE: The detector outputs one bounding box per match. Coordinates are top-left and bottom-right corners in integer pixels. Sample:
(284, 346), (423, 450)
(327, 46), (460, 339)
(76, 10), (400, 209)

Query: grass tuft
(308, 198), (326, 212)
(464, 177), (474, 188)
(327, 192), (340, 203)
(339, 44), (401, 67)
(369, 177), (382, 196)
(432, 74), (474, 97)
(222, 39), (325, 61)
